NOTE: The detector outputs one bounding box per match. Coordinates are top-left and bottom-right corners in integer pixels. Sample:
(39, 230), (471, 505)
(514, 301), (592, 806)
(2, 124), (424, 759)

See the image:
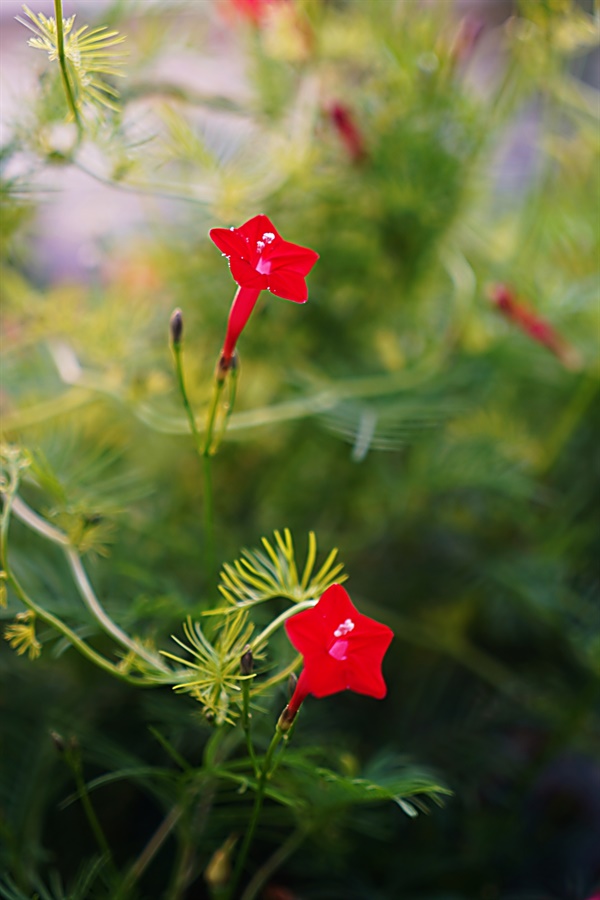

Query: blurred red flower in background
(283, 584), (394, 722)
(489, 283), (579, 370)
(225, 0), (287, 26)
(328, 102), (367, 164)
(210, 214), (319, 364)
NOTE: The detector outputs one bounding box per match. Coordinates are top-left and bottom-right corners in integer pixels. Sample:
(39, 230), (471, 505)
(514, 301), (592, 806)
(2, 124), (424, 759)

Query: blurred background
(1, 0), (599, 898)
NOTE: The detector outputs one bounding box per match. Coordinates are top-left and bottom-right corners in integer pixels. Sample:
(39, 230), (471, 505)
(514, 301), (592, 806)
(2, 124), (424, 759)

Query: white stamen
(334, 618), (355, 638)
(262, 232), (275, 244)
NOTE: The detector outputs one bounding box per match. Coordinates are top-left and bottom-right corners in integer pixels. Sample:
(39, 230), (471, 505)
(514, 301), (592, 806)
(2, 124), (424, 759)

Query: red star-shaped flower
(224, 0), (286, 26)
(283, 584), (394, 722)
(210, 214), (319, 303)
(209, 215), (319, 365)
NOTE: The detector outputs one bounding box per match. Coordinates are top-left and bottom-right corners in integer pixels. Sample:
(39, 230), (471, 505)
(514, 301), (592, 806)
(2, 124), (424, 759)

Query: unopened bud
(241, 645), (253, 676)
(50, 730), (66, 754)
(277, 704), (297, 733)
(170, 308), (183, 347)
(204, 834), (237, 889)
(216, 350), (238, 383)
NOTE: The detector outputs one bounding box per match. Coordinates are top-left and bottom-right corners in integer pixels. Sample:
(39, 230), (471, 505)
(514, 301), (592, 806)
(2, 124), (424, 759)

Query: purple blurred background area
(1, 0), (597, 283)
(1, 0), (249, 281)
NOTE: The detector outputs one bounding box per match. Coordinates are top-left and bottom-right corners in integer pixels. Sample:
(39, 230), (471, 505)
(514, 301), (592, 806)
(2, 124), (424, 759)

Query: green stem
(539, 373), (596, 473)
(251, 655), (302, 697)
(200, 371), (229, 580)
(172, 341), (204, 458)
(240, 827), (306, 900)
(4, 566), (149, 685)
(203, 451), (216, 580)
(66, 744), (117, 874)
(225, 727), (287, 900)
(171, 335), (218, 579)
(1, 484), (148, 684)
(241, 677), (259, 776)
(53, 0), (82, 128)
(118, 805), (183, 898)
(251, 600), (318, 650)
(10, 496), (170, 674)
(203, 375), (226, 456)
(208, 363), (239, 456)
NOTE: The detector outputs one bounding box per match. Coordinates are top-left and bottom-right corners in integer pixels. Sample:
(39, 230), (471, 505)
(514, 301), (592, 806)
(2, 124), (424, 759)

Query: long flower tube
(210, 214), (319, 369)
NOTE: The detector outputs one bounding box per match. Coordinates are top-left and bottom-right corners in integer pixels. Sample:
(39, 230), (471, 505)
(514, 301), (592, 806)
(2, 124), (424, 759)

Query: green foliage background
(1, 0), (599, 898)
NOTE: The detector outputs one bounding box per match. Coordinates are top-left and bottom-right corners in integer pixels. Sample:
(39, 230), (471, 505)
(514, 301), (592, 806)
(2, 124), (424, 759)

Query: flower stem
(171, 339), (204, 459)
(63, 740), (117, 875)
(225, 726), (288, 899)
(171, 331), (219, 580)
(203, 374), (226, 456)
(10, 495), (169, 674)
(202, 451), (216, 580)
(539, 372), (596, 473)
(3, 564), (147, 685)
(251, 599), (318, 650)
(240, 827), (306, 900)
(0, 476), (151, 684)
(53, 0), (82, 129)
(241, 677), (259, 776)
(200, 371), (230, 581)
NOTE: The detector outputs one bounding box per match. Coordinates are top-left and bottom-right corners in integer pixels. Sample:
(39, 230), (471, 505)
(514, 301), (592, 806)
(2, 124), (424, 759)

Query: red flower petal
(209, 227), (249, 260)
(210, 214), (318, 357)
(285, 584), (393, 709)
(229, 255), (268, 290)
(301, 650), (351, 698)
(264, 241), (320, 276)
(236, 214), (281, 247)
(268, 270), (308, 302)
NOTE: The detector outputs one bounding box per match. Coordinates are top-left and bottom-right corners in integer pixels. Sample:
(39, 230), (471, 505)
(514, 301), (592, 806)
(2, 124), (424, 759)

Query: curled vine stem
(10, 495), (170, 674)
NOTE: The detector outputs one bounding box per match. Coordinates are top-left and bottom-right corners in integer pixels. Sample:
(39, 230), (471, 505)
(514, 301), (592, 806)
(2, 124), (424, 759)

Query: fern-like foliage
(0, 859), (107, 900)
(218, 529), (347, 609)
(17, 5), (126, 113)
(280, 749), (451, 819)
(162, 611), (258, 725)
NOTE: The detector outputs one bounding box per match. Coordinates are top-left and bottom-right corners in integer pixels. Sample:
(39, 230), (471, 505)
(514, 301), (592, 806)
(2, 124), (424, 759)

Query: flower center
(256, 255), (272, 274)
(327, 619), (355, 661)
(333, 618), (355, 637)
(255, 232), (276, 272)
(328, 639), (349, 661)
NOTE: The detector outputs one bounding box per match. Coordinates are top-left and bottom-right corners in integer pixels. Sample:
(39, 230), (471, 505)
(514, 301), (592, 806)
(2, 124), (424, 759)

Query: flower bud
(216, 350), (238, 383)
(277, 704), (297, 733)
(241, 645), (253, 675)
(328, 102), (367, 164)
(170, 308), (183, 347)
(204, 834), (237, 889)
(50, 730), (66, 754)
